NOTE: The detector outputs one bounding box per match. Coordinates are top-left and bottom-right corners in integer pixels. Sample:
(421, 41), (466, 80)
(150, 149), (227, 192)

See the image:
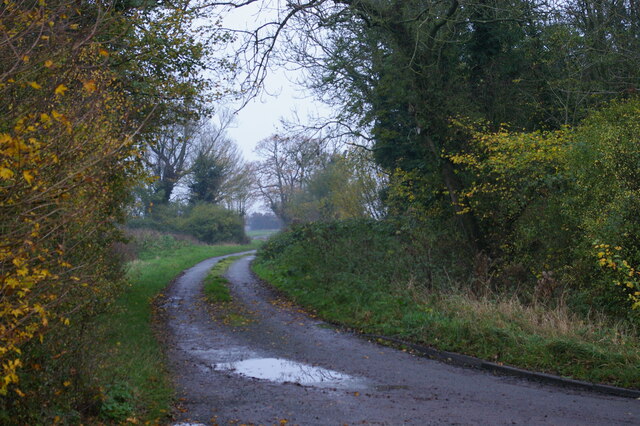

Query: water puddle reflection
(214, 357), (364, 388)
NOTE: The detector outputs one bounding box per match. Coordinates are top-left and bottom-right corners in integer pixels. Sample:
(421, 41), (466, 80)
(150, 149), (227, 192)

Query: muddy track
(159, 254), (640, 425)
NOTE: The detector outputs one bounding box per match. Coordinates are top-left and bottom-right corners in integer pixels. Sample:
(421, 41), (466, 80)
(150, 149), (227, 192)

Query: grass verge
(86, 237), (260, 423)
(252, 221), (640, 389)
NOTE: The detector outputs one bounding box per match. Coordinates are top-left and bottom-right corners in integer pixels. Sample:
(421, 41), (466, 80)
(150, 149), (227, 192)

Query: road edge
(360, 334), (640, 399)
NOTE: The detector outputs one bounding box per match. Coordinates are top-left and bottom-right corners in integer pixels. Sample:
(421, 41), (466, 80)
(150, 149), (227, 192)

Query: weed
(99, 383), (135, 422)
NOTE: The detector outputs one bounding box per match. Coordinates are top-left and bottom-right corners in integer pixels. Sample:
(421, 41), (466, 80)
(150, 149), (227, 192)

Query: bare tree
(144, 110), (235, 202)
(254, 134), (327, 224)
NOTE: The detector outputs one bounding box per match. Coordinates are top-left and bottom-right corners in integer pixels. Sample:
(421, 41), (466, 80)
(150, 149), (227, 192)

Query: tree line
(0, 0), (235, 416)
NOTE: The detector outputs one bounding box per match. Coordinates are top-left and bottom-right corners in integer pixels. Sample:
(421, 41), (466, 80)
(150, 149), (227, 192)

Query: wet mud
(159, 255), (640, 425)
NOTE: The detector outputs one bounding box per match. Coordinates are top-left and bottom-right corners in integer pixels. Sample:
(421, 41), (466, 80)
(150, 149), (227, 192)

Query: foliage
(443, 98), (640, 316)
(254, 221), (640, 389)
(254, 134), (328, 224)
(99, 383), (135, 422)
(180, 203), (247, 244)
(249, 0), (640, 251)
(127, 201), (247, 244)
(0, 0), (220, 417)
(186, 126), (254, 214)
(287, 153), (379, 223)
(0, 0), (141, 402)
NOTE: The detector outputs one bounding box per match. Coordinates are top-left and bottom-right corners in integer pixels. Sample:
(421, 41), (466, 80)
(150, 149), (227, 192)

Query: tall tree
(187, 126), (254, 214)
(144, 112), (234, 202)
(254, 134), (327, 224)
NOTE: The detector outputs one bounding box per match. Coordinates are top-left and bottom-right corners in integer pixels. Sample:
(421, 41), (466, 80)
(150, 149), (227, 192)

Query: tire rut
(160, 255), (640, 425)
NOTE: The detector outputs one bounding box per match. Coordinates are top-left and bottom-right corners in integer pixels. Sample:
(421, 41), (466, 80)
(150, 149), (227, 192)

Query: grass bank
(86, 233), (260, 423)
(253, 220), (640, 389)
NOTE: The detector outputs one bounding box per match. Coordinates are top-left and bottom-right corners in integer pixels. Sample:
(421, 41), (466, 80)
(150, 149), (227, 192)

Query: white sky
(216, 2), (331, 162)
(225, 73), (327, 162)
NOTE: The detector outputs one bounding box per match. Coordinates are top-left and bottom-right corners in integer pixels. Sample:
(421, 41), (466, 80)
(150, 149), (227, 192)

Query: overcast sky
(224, 72), (327, 162)
(217, 2), (330, 162)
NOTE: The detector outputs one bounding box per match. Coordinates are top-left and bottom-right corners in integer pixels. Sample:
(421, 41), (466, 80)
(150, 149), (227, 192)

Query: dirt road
(160, 254), (640, 425)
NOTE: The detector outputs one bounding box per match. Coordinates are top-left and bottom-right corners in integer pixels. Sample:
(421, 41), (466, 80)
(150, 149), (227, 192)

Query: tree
(187, 127), (254, 215)
(144, 112), (234, 203)
(215, 0), (640, 252)
(0, 0), (227, 413)
(146, 120), (202, 202)
(254, 134), (327, 224)
(287, 150), (387, 223)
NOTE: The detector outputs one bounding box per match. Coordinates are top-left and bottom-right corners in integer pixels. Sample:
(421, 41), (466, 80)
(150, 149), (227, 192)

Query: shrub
(178, 203), (247, 244)
(127, 202), (248, 245)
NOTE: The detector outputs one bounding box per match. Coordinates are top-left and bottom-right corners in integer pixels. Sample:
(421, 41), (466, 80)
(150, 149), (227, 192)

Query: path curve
(160, 255), (640, 425)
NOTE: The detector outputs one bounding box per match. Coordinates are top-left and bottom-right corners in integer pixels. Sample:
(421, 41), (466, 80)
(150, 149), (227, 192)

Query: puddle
(214, 357), (364, 389)
(188, 347), (256, 363)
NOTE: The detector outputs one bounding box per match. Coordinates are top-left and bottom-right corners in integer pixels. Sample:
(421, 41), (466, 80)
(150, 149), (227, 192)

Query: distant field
(247, 229), (280, 238)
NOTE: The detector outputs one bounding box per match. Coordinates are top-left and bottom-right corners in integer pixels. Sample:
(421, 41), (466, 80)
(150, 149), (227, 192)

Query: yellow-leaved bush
(437, 100), (640, 316)
(1, 0), (143, 399)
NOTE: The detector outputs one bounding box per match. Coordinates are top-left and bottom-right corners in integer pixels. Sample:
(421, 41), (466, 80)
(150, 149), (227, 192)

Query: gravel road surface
(159, 254), (640, 425)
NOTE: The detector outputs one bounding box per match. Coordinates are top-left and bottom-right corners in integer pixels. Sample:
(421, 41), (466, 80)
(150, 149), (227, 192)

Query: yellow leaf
(28, 81), (41, 89)
(63, 381), (71, 387)
(22, 55), (29, 63)
(83, 80), (96, 93)
(23, 170), (34, 185)
(0, 167), (14, 179)
(40, 113), (51, 124)
(99, 48), (109, 57)
(44, 60), (53, 68)
(69, 24), (79, 30)
(54, 84), (68, 96)
(41, 35), (49, 41)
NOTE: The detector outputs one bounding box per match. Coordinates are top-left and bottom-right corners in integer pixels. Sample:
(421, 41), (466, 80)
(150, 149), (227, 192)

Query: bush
(446, 98), (640, 318)
(127, 202), (248, 245)
(178, 203), (247, 244)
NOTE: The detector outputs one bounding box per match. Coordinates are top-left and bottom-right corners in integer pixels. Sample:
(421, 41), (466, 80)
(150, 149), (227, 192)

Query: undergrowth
(253, 220), (640, 389)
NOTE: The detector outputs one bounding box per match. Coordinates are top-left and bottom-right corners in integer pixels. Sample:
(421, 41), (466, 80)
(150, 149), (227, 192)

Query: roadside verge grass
(252, 221), (640, 390)
(86, 236), (260, 423)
